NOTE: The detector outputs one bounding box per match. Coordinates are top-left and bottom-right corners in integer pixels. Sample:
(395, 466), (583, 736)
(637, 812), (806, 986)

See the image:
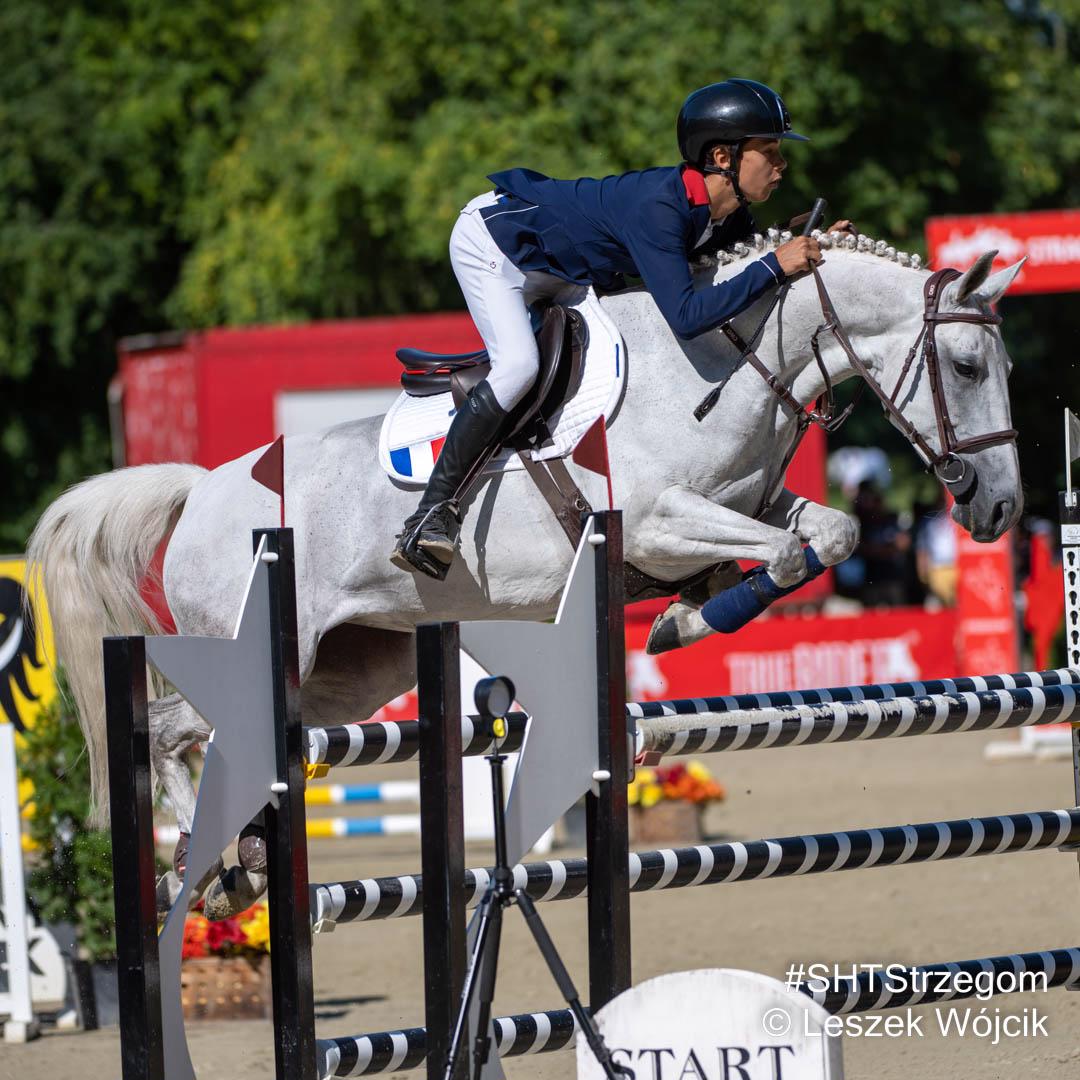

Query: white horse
(29, 231), (1024, 916)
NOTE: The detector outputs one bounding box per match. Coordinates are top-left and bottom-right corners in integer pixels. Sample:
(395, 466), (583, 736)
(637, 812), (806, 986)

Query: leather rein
(720, 263), (1016, 510)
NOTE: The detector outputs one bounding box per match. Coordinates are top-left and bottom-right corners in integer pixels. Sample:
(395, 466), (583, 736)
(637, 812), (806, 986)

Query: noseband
(711, 263), (1017, 510)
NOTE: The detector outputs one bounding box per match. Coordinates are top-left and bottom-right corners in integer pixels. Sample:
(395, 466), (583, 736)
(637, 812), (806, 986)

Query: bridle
(710, 262), (1017, 510)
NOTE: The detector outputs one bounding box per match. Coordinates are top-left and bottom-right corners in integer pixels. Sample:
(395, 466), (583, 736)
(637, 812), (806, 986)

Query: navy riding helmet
(678, 79), (808, 203)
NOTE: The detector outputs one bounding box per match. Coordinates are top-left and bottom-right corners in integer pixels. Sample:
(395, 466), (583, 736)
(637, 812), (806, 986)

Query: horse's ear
(953, 250), (997, 302)
(973, 258), (1026, 306)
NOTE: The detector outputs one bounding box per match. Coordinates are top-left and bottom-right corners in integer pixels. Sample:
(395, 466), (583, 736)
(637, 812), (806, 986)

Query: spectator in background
(852, 479), (911, 607)
(915, 497), (958, 607)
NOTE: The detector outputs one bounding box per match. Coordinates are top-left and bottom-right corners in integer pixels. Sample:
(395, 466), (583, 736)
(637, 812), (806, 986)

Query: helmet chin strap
(702, 143), (748, 208)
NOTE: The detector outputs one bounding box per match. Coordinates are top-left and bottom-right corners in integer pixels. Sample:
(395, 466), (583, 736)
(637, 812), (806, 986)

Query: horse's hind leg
(148, 693), (219, 913)
(202, 623), (418, 920)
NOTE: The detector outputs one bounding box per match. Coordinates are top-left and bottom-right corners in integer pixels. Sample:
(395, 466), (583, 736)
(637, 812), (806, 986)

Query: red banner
(953, 526), (1019, 676)
(925, 210), (1080, 295)
(624, 608), (959, 701)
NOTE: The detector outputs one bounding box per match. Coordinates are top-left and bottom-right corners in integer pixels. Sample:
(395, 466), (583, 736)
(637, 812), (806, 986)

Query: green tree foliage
(0, 1), (275, 549)
(3, 0), (1079, 545)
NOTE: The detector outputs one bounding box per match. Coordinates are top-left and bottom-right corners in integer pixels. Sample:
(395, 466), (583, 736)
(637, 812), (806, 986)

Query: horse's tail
(26, 463), (206, 826)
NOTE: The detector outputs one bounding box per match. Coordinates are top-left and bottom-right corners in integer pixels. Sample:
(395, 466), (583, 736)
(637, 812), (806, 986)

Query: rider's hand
(775, 236), (822, 277)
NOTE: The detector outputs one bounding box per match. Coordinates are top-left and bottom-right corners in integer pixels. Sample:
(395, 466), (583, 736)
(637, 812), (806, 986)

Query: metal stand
(442, 678), (630, 1080)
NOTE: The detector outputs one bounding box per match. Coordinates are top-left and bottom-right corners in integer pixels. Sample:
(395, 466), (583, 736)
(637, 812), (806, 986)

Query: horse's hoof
(156, 871), (183, 916)
(172, 831), (190, 877)
(238, 822), (267, 873)
(203, 866), (261, 921)
(645, 603), (711, 655)
(645, 610), (681, 655)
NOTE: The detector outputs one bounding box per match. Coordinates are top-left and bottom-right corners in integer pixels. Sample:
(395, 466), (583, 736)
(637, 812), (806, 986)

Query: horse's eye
(953, 361), (978, 380)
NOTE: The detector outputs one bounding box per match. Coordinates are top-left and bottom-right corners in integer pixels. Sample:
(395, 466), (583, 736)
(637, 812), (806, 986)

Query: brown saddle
(396, 304), (587, 441)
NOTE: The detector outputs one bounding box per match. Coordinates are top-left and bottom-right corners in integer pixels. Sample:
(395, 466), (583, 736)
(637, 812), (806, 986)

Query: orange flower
(628, 761), (726, 805)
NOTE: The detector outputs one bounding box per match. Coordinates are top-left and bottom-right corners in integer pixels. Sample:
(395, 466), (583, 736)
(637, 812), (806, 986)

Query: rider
(391, 78), (831, 577)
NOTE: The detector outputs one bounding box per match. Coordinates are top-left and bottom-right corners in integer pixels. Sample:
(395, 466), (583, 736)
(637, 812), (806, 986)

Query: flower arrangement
(627, 761), (726, 809)
(181, 902), (270, 960)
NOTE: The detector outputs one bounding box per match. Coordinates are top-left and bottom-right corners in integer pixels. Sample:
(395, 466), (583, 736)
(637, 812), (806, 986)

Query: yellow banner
(0, 556), (57, 732)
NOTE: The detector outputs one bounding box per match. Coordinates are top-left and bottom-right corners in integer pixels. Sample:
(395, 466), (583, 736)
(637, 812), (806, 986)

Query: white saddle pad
(378, 289), (625, 486)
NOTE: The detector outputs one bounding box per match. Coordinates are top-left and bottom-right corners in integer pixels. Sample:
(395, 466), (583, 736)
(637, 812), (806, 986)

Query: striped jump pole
(306, 781), (420, 806)
(155, 815), (423, 847)
(305, 714), (528, 768)
(313, 946), (1080, 1077)
(637, 682), (1080, 758)
(306, 674), (1080, 770)
(317, 1008), (580, 1079)
(309, 807), (1080, 928)
(627, 667), (1080, 720)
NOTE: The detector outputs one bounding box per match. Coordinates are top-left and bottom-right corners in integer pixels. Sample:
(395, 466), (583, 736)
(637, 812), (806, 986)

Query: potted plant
(627, 761), (726, 845)
(180, 902), (271, 1020)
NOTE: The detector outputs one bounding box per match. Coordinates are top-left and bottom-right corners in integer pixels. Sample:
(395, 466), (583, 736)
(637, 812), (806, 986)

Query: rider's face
(737, 138), (787, 202)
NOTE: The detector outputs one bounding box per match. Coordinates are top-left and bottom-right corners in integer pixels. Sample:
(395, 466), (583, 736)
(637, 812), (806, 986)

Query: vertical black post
(104, 636), (164, 1080)
(417, 622), (466, 1080)
(256, 528), (316, 1080)
(585, 510), (631, 1008)
(1060, 495), (1080, 815)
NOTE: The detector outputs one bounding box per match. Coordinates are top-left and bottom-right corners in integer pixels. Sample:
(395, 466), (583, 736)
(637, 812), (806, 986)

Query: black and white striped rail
(310, 808), (1080, 927)
(306, 713), (528, 767)
(316, 1008), (578, 1079)
(627, 666), (1080, 719)
(638, 683), (1080, 757)
(314, 946), (1080, 1076)
(305, 671), (1080, 769)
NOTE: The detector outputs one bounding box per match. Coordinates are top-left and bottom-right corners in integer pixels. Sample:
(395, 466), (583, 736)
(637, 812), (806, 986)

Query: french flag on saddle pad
(389, 436), (445, 480)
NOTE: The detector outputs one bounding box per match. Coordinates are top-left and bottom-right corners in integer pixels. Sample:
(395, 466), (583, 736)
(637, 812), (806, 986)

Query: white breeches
(450, 192), (568, 410)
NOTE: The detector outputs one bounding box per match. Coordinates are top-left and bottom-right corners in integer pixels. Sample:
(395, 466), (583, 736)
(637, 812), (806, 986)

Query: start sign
(925, 209), (1080, 294)
(578, 969), (842, 1080)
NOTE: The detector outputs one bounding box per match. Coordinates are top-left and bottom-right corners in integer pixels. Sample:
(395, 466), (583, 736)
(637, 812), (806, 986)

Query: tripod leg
(470, 900), (503, 1079)
(514, 890), (634, 1080)
(444, 892), (498, 1080)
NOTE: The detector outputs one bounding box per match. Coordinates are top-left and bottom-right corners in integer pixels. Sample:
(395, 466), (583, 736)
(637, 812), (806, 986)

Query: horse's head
(881, 250), (1025, 542)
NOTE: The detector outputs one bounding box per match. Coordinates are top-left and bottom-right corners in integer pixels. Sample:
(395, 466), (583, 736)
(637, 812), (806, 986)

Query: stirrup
(390, 502), (460, 581)
(391, 539), (451, 580)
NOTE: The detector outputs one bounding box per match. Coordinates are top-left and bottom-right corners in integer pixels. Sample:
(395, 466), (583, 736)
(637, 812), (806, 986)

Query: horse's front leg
(629, 485), (812, 654)
(759, 488), (859, 569)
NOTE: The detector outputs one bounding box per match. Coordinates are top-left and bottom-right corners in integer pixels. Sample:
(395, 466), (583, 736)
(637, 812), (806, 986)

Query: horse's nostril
(991, 499), (1012, 536)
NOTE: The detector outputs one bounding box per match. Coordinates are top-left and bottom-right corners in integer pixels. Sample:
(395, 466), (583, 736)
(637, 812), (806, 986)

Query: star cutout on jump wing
(460, 521), (603, 865)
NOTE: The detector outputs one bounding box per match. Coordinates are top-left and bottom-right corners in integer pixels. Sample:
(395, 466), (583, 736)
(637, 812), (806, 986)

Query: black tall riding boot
(390, 380), (510, 578)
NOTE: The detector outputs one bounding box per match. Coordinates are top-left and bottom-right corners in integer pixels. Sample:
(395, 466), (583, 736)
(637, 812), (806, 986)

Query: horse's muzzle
(934, 453), (977, 504)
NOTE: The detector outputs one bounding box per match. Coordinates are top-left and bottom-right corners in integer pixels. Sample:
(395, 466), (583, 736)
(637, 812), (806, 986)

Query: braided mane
(698, 228), (924, 271)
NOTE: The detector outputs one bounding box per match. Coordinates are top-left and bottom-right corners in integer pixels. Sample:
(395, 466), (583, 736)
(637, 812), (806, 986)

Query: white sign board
(577, 969), (843, 1080)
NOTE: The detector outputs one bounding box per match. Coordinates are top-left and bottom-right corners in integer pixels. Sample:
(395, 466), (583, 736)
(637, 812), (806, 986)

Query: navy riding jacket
(480, 165), (785, 340)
